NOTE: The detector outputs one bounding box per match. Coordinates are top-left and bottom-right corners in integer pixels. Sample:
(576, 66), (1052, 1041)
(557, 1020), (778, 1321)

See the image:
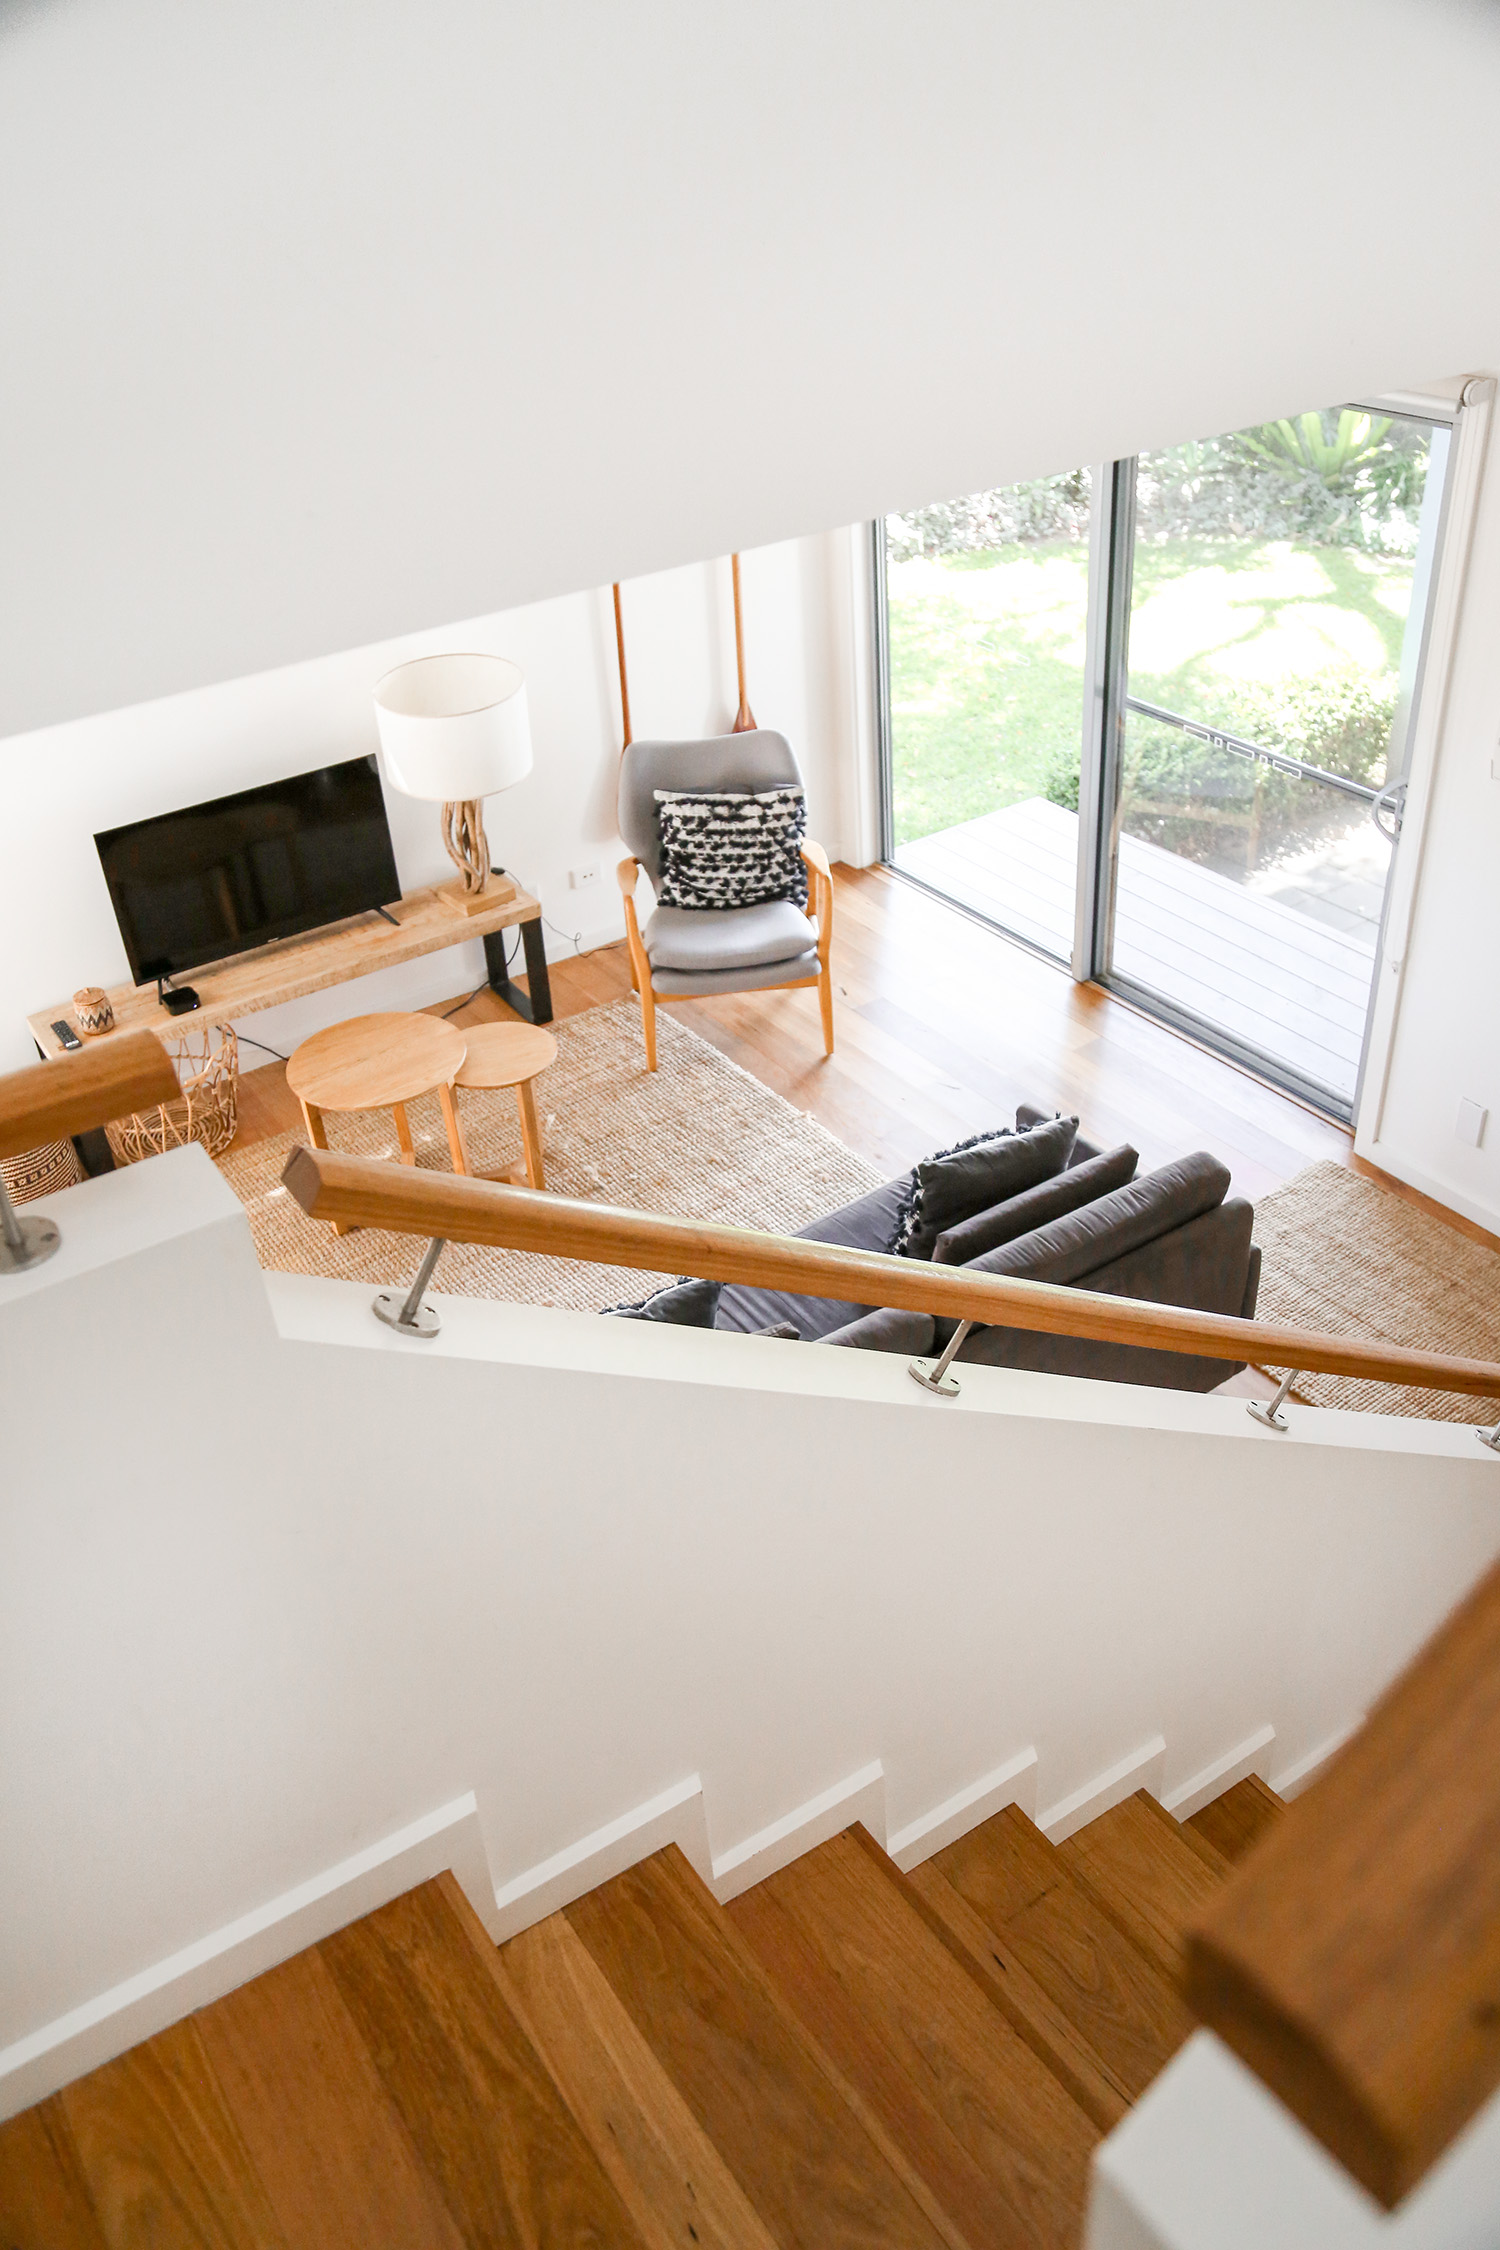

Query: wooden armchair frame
(616, 841), (834, 1072)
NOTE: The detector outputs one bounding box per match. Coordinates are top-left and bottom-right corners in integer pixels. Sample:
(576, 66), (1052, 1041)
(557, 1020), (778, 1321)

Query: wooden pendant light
(612, 582), (633, 752)
(730, 553), (757, 732)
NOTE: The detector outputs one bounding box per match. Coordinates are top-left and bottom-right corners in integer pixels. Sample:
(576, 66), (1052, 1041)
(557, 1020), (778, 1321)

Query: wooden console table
(28, 883), (553, 1058)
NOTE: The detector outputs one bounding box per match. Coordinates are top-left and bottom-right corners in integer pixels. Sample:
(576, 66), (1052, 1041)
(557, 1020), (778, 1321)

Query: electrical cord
(236, 1030), (289, 1063)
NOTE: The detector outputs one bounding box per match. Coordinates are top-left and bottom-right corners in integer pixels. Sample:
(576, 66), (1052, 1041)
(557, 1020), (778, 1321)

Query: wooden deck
(894, 799), (1377, 1104)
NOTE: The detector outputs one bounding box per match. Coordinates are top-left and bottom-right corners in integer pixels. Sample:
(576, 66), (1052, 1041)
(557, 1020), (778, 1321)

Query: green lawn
(887, 536), (1413, 846)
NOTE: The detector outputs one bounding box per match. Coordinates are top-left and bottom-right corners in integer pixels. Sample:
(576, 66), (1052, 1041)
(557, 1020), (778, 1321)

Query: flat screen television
(95, 755), (402, 987)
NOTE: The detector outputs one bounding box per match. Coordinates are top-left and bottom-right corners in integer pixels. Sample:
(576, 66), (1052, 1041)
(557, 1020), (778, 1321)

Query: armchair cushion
(655, 784), (808, 910)
(649, 950), (820, 998)
(645, 898), (818, 974)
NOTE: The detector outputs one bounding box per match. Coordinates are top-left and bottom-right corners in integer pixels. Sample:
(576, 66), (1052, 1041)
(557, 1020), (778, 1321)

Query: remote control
(52, 1019), (83, 1051)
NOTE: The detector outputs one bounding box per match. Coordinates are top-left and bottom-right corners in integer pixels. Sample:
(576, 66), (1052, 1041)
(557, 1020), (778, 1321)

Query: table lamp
(373, 652), (533, 915)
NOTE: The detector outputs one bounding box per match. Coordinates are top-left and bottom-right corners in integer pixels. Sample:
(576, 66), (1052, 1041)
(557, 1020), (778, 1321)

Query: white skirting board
(491, 1776), (714, 1941)
(1039, 1736), (1167, 1844)
(1161, 1726), (1276, 1821)
(711, 1760), (888, 1901)
(887, 1748), (1039, 1871)
(0, 1714), (1339, 2120)
(1271, 1715), (1364, 1800)
(0, 1793), (498, 2125)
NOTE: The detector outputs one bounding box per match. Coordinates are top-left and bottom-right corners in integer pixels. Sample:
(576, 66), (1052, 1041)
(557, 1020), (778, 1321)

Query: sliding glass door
(1102, 410), (1448, 1110)
(877, 401), (1454, 1120)
(880, 472), (1092, 961)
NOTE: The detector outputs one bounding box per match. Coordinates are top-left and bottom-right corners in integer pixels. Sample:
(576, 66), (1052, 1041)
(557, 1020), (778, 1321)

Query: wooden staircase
(0, 1778), (1286, 2249)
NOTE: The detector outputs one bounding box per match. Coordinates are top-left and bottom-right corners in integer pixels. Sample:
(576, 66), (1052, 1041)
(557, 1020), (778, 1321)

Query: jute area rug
(217, 999), (882, 1310)
(1252, 1161), (1500, 1422)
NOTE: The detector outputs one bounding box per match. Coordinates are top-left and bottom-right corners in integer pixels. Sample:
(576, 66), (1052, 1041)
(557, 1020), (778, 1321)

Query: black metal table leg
(484, 914), (554, 1024)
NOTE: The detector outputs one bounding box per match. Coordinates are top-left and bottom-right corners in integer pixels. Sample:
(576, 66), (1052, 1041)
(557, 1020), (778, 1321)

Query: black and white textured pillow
(654, 785), (808, 911)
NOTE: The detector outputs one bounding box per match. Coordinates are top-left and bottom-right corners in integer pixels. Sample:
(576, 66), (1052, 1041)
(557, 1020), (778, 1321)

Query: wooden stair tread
(1187, 1774), (1287, 1864)
(904, 1860), (1130, 2132)
(196, 1942), (467, 2250)
(321, 1872), (649, 2249)
(931, 1804), (1193, 2101)
(0, 2100), (111, 2250)
(1058, 1791), (1228, 1981)
(503, 1909), (779, 2250)
(564, 1842), (952, 2250)
(729, 1824), (1099, 2250)
(56, 2015), (291, 2250)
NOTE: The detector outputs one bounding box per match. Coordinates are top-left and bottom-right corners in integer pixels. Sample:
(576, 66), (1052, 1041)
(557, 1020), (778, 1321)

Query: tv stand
(28, 883), (553, 1057)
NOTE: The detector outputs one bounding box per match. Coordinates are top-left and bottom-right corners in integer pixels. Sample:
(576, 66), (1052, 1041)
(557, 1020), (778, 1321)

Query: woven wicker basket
(0, 1138), (84, 1205)
(106, 1025), (240, 1165)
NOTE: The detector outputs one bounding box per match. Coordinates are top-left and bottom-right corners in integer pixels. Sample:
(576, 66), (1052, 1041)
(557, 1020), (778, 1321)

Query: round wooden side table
(287, 1011), (468, 1233)
(452, 1021), (558, 1188)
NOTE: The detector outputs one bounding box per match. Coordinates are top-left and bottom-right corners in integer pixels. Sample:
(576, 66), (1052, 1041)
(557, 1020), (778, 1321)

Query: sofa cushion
(715, 1172), (911, 1340)
(602, 1277), (722, 1325)
(645, 898), (817, 973)
(1017, 1103), (1102, 1167)
(933, 1142), (1140, 1265)
(654, 784), (809, 910)
(891, 1114), (1079, 1261)
(819, 1307), (936, 1354)
(956, 1200), (1256, 1393)
(963, 1151), (1232, 1287)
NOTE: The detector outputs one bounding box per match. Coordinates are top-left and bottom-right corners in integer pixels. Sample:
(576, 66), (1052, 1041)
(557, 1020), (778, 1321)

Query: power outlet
(1456, 1098), (1488, 1149)
(568, 865), (600, 892)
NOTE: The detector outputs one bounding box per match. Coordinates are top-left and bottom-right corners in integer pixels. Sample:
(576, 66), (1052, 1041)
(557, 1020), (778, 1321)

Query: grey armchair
(616, 729), (834, 1070)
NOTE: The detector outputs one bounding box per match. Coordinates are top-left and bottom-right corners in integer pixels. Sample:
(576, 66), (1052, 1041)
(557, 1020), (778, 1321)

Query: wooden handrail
(1184, 1555), (1500, 2207)
(0, 1032), (181, 1161)
(279, 1147), (1500, 1399)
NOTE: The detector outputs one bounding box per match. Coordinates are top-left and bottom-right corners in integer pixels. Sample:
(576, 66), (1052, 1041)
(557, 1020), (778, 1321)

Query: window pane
(885, 471), (1091, 961)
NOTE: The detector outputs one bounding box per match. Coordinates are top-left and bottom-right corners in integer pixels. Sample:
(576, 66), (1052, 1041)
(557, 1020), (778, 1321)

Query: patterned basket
(0, 1138), (84, 1205)
(106, 1025), (240, 1165)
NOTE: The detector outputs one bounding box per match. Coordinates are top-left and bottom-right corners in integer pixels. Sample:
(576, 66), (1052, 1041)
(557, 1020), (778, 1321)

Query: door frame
(872, 386), (1484, 1129)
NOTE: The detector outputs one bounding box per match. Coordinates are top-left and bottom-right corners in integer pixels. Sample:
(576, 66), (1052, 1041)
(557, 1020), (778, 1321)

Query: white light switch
(1456, 1098), (1488, 1148)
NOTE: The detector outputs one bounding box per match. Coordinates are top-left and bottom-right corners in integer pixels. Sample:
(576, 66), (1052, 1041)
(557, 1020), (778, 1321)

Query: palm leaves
(1237, 409), (1393, 487)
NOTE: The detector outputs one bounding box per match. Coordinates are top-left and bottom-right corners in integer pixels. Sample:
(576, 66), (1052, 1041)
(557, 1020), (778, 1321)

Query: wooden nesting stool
(451, 1021), (557, 1188)
(286, 1012), (468, 1234)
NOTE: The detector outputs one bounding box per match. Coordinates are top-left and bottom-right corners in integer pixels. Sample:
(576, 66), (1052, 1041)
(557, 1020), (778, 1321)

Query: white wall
(0, 529), (861, 1070)
(7, 0), (1500, 735)
(4, 1147), (1498, 2115)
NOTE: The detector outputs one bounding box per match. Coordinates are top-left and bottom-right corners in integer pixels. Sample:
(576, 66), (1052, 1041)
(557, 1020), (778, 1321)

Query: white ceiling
(4, 0), (1500, 736)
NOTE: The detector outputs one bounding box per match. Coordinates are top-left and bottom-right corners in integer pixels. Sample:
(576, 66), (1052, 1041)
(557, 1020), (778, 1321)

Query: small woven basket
(106, 1025), (240, 1165)
(0, 1139), (84, 1206)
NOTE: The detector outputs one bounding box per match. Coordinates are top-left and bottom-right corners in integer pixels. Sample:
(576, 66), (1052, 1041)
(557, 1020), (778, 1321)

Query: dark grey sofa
(715, 1106), (1261, 1392)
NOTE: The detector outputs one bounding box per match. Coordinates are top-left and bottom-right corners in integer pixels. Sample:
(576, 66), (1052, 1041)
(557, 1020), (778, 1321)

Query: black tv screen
(95, 756), (402, 986)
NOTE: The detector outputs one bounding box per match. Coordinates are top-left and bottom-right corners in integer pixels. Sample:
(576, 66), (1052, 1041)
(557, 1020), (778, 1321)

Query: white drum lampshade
(373, 653), (533, 914)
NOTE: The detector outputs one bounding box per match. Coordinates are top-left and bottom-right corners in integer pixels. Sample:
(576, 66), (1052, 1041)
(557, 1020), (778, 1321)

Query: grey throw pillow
(819, 1307), (936, 1354)
(654, 785), (808, 910)
(933, 1142), (1139, 1265)
(602, 1277), (722, 1325)
(889, 1114), (1079, 1261)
